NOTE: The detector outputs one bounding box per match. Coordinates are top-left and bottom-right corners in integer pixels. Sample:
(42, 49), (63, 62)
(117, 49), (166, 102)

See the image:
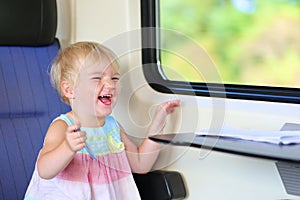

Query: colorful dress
(24, 114), (141, 200)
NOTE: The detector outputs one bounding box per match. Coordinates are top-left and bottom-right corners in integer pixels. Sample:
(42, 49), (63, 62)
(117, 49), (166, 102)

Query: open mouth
(98, 94), (112, 105)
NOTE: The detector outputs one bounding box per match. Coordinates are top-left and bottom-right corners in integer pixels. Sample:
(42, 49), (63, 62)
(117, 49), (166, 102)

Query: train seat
(0, 1), (70, 199)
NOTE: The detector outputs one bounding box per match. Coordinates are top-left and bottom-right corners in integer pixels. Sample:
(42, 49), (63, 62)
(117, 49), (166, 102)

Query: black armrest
(133, 170), (187, 200)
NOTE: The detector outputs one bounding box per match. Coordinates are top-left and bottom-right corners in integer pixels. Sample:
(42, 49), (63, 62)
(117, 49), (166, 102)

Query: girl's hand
(65, 125), (86, 152)
(149, 99), (180, 135)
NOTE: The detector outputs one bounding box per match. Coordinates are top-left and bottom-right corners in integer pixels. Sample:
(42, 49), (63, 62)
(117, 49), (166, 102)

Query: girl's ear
(61, 81), (74, 99)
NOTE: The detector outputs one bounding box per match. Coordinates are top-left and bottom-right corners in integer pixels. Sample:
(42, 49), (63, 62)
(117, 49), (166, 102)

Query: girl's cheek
(115, 84), (121, 96)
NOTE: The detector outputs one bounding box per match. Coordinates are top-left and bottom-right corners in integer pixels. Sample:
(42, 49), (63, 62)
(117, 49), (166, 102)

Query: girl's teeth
(98, 95), (112, 105)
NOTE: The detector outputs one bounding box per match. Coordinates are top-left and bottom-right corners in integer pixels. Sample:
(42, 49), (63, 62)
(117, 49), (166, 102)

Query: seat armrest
(133, 170), (187, 200)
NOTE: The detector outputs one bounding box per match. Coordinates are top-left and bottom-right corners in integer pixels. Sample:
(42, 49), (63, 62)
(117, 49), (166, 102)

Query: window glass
(160, 0), (300, 88)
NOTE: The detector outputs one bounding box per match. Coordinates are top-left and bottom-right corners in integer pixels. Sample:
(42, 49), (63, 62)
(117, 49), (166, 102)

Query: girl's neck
(67, 111), (106, 128)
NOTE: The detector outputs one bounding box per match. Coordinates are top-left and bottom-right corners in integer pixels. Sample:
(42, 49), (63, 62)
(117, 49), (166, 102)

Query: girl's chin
(95, 100), (116, 115)
(95, 107), (113, 116)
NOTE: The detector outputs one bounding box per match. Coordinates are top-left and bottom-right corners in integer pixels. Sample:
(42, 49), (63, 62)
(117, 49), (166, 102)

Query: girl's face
(72, 58), (120, 125)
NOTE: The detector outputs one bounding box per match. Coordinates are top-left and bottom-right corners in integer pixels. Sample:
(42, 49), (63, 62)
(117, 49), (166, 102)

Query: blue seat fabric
(0, 39), (70, 200)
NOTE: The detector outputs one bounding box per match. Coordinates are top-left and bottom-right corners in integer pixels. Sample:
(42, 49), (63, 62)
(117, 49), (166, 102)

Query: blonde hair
(50, 41), (120, 105)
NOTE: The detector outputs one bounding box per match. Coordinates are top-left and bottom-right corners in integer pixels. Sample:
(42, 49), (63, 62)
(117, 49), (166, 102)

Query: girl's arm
(37, 120), (86, 179)
(121, 99), (180, 174)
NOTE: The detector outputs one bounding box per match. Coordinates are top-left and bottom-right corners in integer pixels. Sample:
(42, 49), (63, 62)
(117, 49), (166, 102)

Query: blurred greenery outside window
(160, 0), (300, 88)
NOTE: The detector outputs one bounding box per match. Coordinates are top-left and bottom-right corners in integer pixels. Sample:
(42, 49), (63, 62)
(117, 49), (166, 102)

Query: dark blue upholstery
(0, 1), (69, 199)
(0, 40), (70, 200)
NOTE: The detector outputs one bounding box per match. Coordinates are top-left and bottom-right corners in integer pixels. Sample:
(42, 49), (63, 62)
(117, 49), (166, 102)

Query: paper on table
(195, 125), (300, 145)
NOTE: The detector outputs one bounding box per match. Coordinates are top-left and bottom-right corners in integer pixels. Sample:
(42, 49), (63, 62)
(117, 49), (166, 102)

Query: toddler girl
(24, 41), (179, 200)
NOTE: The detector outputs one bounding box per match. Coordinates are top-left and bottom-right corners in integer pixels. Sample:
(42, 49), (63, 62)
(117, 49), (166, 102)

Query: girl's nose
(103, 79), (115, 88)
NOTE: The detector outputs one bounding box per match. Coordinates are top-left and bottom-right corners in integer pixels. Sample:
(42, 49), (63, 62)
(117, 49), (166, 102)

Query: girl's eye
(112, 77), (120, 81)
(92, 77), (101, 80)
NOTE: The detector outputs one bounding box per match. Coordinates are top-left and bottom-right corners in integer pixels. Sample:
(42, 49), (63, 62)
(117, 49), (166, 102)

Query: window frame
(141, 0), (300, 104)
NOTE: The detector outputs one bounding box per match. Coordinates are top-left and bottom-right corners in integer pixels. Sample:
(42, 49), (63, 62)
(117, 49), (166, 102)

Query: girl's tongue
(98, 95), (112, 105)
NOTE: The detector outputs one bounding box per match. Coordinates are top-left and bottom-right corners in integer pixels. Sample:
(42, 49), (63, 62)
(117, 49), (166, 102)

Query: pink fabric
(57, 152), (131, 184)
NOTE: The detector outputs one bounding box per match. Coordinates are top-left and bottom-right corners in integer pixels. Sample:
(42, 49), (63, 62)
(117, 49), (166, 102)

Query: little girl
(24, 41), (180, 200)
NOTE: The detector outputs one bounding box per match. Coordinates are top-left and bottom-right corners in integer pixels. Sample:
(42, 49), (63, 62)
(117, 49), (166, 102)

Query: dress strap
(52, 114), (74, 126)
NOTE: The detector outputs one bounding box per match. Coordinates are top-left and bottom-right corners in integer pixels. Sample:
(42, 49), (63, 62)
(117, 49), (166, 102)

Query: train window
(141, 0), (300, 103)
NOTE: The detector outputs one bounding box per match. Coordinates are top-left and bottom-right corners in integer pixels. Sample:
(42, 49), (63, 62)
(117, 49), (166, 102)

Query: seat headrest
(0, 0), (57, 46)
